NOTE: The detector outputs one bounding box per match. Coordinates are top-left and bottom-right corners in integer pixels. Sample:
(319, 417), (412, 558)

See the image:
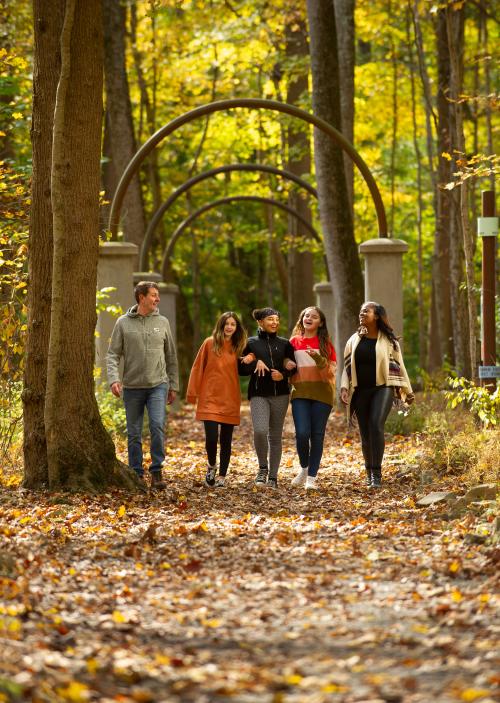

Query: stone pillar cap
(313, 281), (333, 292)
(359, 238), (408, 254)
(133, 271), (162, 283)
(99, 241), (138, 256)
(158, 282), (179, 294)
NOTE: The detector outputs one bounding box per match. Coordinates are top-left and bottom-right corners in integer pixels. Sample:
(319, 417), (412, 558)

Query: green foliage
(96, 287), (123, 317)
(95, 384), (127, 439)
(445, 376), (500, 427)
(385, 402), (427, 436)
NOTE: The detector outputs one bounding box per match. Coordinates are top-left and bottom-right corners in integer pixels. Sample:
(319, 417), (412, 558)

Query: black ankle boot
(365, 468), (372, 487)
(371, 468), (382, 488)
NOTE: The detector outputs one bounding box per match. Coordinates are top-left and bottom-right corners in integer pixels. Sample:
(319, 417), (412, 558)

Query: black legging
(203, 421), (234, 476)
(351, 386), (393, 471)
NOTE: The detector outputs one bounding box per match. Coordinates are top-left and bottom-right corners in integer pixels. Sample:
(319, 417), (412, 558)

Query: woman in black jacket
(239, 307), (296, 489)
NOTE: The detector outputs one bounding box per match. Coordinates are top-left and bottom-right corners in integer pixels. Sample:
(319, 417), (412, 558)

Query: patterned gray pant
(250, 395), (289, 478)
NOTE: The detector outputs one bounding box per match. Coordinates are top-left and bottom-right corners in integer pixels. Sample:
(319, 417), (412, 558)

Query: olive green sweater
(106, 306), (179, 391)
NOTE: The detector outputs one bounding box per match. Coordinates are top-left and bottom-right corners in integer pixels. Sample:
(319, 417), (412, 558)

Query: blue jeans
(123, 383), (168, 476)
(291, 398), (332, 477)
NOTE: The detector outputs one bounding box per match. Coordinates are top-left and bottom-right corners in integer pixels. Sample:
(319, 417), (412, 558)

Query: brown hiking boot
(150, 471), (166, 490)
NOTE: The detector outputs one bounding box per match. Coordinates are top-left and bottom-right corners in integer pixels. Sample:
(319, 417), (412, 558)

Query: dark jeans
(291, 398), (332, 477)
(351, 386), (393, 471)
(123, 383), (168, 476)
(203, 421), (235, 476)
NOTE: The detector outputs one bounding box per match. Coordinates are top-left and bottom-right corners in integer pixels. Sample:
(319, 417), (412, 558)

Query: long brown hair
(212, 311), (247, 356)
(292, 306), (332, 359)
(359, 301), (399, 349)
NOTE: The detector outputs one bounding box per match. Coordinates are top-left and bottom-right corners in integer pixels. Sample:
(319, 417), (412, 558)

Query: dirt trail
(0, 405), (498, 702)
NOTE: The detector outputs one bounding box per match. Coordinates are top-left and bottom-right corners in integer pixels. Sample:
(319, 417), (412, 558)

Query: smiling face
(359, 303), (378, 327)
(302, 307), (323, 335)
(223, 316), (237, 338)
(138, 286), (160, 315)
(259, 315), (280, 334)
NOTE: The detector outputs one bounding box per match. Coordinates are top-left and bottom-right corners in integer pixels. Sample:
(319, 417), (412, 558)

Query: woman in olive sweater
(239, 307), (295, 489)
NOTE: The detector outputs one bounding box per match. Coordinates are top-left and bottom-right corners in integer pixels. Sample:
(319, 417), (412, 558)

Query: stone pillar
(96, 242), (138, 380)
(158, 282), (179, 342)
(133, 271), (162, 286)
(359, 238), (408, 339)
(313, 281), (335, 336)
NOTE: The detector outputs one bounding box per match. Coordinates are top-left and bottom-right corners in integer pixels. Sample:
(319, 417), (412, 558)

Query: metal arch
(160, 195), (321, 281)
(109, 98), (388, 239)
(140, 163), (319, 270)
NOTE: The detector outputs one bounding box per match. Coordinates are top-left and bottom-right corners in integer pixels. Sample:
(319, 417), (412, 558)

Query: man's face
(140, 287), (160, 314)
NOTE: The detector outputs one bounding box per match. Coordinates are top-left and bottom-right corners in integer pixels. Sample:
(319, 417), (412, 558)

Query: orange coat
(186, 337), (241, 424)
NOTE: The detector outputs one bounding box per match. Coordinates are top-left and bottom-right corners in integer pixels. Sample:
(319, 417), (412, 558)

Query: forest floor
(0, 404), (498, 703)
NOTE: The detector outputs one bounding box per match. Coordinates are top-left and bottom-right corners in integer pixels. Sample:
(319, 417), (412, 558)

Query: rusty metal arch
(109, 98), (388, 239)
(140, 163), (319, 270)
(160, 195), (321, 281)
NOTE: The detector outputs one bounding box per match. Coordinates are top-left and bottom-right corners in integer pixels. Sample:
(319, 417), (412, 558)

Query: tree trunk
(44, 0), (136, 491)
(102, 0), (145, 250)
(285, 14), (314, 332)
(333, 0), (355, 214)
(306, 0), (363, 359)
(22, 0), (64, 488)
(433, 9), (454, 368)
(446, 5), (475, 378)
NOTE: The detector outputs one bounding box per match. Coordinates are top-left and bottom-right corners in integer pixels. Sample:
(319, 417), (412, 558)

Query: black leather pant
(351, 386), (393, 471)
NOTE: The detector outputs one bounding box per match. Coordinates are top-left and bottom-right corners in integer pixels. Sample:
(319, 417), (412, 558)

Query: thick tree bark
(285, 14), (314, 331)
(44, 0), (136, 490)
(306, 0), (363, 359)
(102, 0), (145, 249)
(447, 6), (475, 378)
(22, 0), (64, 488)
(432, 9), (455, 369)
(333, 0), (355, 214)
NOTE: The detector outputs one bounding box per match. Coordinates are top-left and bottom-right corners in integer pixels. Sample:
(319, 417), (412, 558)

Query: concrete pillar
(96, 242), (138, 381)
(359, 238), (408, 339)
(157, 282), (179, 342)
(313, 281), (335, 337)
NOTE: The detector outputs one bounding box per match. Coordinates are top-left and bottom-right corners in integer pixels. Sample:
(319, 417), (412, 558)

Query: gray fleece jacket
(106, 305), (179, 391)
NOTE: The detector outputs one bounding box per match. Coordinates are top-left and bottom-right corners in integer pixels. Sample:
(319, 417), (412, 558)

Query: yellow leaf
(117, 505), (126, 518)
(202, 618), (221, 628)
(86, 658), (98, 674)
(412, 624), (429, 634)
(451, 589), (463, 602)
(284, 674), (302, 685)
(112, 610), (126, 623)
(12, 112), (23, 120)
(55, 681), (89, 702)
(160, 562), (171, 569)
(478, 593), (490, 603)
(449, 560), (460, 573)
(441, 152), (452, 161)
(460, 689), (491, 702)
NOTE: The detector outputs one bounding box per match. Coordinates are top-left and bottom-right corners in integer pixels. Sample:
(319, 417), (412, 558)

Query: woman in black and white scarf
(340, 301), (414, 489)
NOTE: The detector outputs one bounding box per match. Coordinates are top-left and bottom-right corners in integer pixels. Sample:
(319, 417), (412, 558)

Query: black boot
(365, 467), (372, 487)
(371, 468), (382, 488)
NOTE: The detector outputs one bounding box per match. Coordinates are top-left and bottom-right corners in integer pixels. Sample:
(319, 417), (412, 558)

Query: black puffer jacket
(239, 329), (295, 399)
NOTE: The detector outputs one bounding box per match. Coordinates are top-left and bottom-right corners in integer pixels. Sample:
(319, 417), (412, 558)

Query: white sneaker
(305, 475), (318, 490)
(291, 467), (308, 486)
(214, 476), (226, 488)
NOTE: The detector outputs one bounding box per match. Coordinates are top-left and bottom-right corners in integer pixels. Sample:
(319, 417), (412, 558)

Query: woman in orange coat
(187, 311), (247, 487)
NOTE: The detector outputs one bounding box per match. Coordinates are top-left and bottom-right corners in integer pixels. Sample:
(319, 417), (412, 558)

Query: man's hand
(111, 382), (122, 398)
(254, 360), (270, 376)
(271, 369), (283, 382)
(168, 389), (176, 405)
(340, 388), (349, 405)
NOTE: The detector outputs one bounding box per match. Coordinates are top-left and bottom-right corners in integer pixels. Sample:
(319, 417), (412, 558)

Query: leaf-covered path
(0, 406), (498, 702)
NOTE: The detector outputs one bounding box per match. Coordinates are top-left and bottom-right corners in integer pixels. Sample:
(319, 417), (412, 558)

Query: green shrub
(445, 376), (500, 427)
(95, 383), (127, 439)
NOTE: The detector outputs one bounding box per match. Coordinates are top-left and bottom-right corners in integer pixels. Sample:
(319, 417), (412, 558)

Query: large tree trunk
(102, 0), (145, 250)
(285, 14), (314, 331)
(43, 0), (136, 490)
(22, 0), (64, 488)
(306, 0), (364, 359)
(333, 0), (355, 214)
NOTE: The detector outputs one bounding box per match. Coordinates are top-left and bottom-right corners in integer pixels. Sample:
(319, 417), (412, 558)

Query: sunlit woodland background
(0, 0), (498, 487)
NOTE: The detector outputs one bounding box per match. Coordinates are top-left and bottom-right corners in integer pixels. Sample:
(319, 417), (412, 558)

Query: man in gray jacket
(107, 281), (179, 488)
